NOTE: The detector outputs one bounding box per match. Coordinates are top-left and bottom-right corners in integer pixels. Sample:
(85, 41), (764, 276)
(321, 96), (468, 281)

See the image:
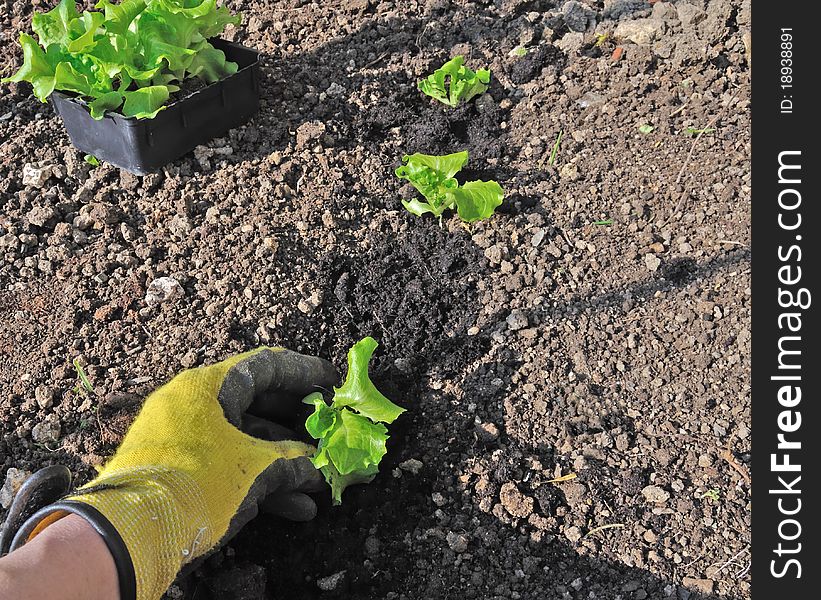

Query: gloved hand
(0, 347), (337, 600)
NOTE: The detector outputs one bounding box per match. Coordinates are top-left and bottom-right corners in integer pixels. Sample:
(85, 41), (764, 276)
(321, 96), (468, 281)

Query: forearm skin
(0, 514), (119, 600)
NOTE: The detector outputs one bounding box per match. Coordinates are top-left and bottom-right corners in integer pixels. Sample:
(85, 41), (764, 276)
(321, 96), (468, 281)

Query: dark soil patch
(168, 76), (210, 105)
(1, 1), (751, 599)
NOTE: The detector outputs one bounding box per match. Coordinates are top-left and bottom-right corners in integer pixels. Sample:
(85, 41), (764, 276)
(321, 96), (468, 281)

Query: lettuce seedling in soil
(418, 55), (490, 107)
(396, 151), (504, 223)
(2, 0), (241, 119)
(303, 337), (405, 505)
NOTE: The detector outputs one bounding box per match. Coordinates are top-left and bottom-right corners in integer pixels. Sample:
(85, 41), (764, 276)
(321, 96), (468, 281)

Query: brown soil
(1, 1), (751, 599)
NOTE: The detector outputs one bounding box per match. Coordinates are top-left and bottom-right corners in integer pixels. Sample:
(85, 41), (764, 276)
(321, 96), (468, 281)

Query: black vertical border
(752, 2), (819, 596)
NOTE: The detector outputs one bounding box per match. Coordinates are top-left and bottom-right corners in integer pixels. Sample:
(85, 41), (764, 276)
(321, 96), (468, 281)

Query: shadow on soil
(174, 221), (748, 599)
(220, 8), (567, 169)
(2, 5), (747, 598)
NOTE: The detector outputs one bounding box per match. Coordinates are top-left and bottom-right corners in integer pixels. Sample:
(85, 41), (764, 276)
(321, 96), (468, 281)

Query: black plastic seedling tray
(50, 40), (260, 175)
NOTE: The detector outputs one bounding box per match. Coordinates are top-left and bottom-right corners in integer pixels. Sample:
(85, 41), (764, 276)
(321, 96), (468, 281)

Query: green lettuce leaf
(2, 34), (56, 101)
(303, 337), (405, 505)
(5, 0), (240, 119)
(418, 55), (490, 107)
(31, 74), (58, 101)
(395, 151), (467, 218)
(122, 85), (169, 118)
(401, 198), (436, 217)
(305, 404), (389, 506)
(53, 62), (94, 96)
(88, 90), (124, 118)
(453, 180), (505, 223)
(84, 35), (129, 77)
(304, 392), (338, 440)
(66, 11), (105, 53)
(31, 0), (79, 47)
(187, 45), (238, 83)
(318, 409), (389, 476)
(396, 150), (504, 222)
(398, 150), (468, 180)
(123, 62), (163, 85)
(199, 4), (242, 38)
(136, 14), (198, 73)
(95, 0), (147, 36)
(332, 337), (406, 424)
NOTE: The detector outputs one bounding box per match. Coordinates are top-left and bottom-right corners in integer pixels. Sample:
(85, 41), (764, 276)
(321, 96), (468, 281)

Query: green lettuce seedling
(418, 55), (490, 107)
(2, 0), (241, 119)
(303, 337), (405, 505)
(396, 151), (504, 223)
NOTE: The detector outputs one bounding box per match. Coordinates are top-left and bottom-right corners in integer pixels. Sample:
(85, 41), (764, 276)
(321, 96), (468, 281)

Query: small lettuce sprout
(303, 337), (405, 505)
(418, 55), (490, 107)
(396, 150), (503, 223)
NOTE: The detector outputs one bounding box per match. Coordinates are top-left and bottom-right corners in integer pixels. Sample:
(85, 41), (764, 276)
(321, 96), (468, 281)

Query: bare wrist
(0, 514), (119, 600)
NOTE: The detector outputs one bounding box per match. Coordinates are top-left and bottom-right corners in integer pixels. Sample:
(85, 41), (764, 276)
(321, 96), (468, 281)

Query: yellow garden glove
(0, 347), (338, 600)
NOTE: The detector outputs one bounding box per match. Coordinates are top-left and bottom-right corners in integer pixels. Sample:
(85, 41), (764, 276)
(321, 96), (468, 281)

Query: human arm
(0, 514), (119, 600)
(0, 347), (338, 600)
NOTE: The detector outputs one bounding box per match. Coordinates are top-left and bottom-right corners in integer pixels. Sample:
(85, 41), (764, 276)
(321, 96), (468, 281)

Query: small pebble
(641, 485), (670, 504)
(144, 277), (184, 306)
(475, 422), (500, 442)
(644, 253), (661, 272)
(446, 531), (469, 553)
(1, 468), (31, 509)
(35, 385), (54, 409)
(316, 570), (346, 591)
(31, 418), (61, 444)
(506, 309), (529, 331)
(564, 526), (583, 543)
(22, 163), (52, 187)
(399, 459), (423, 475)
(682, 577), (714, 595)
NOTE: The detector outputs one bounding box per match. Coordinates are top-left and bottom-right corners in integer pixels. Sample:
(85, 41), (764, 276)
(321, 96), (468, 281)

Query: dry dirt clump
(1, 1), (750, 599)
